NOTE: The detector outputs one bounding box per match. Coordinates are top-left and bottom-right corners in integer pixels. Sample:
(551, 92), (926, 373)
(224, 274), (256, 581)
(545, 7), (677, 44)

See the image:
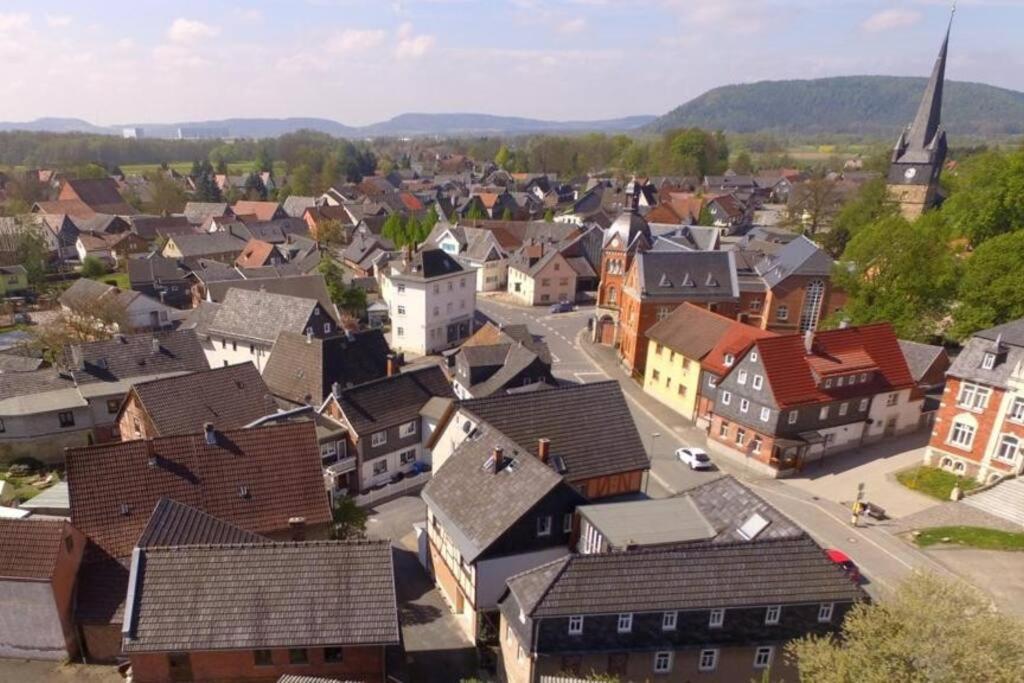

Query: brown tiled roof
(232, 201), (284, 222)
(459, 381), (649, 482)
(331, 366), (454, 435)
(137, 498), (267, 548)
(0, 519), (70, 580)
(645, 303), (735, 360)
(124, 363), (277, 437)
(66, 422), (332, 559)
(234, 238), (276, 268)
(121, 541), (400, 652)
(62, 178), (137, 215)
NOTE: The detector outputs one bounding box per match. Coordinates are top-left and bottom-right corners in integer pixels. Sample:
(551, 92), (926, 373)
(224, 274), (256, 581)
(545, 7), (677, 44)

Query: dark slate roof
(208, 288), (331, 344)
(949, 318), (1024, 387)
(898, 340), (948, 384)
(644, 303), (734, 359)
(282, 195), (318, 218)
(0, 519), (71, 580)
(459, 381), (649, 482)
(127, 255), (189, 286)
(686, 476), (804, 543)
(137, 498), (267, 548)
(331, 365), (453, 435)
(204, 274), (338, 321)
(131, 216), (195, 240)
(168, 230), (248, 257)
(180, 301), (221, 337)
(753, 234), (834, 289)
(66, 422), (332, 559)
(126, 363), (277, 437)
(182, 202), (230, 225)
(64, 330), (209, 386)
(391, 248), (465, 281)
(975, 317), (1024, 347)
(507, 536), (864, 619)
(278, 677), (363, 683)
(423, 425), (569, 562)
(121, 541), (399, 652)
(634, 251), (739, 301)
(262, 330), (392, 406)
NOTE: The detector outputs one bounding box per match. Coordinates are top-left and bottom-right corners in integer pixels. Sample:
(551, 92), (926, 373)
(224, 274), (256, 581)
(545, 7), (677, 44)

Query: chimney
(803, 329), (814, 354)
(151, 338), (160, 355)
(386, 353), (398, 377)
(538, 438), (550, 464)
(203, 422), (217, 446)
(288, 517), (307, 541)
(306, 329), (313, 344)
(332, 381), (342, 399)
(491, 446), (504, 474)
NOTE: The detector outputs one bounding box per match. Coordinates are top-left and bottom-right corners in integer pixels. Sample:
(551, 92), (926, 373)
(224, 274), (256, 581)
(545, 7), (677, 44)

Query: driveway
(924, 547), (1024, 618)
(0, 661), (119, 683)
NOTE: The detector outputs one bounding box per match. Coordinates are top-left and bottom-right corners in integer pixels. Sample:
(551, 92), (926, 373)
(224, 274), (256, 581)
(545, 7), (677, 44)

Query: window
(718, 421), (729, 438)
(740, 398), (750, 413)
(837, 376), (845, 387)
(399, 420), (417, 438)
(824, 378), (833, 389)
(371, 431), (387, 447)
(677, 385), (687, 397)
(738, 370), (748, 385)
(859, 398), (870, 411)
(253, 649), (272, 666)
(949, 419), (976, 449)
(982, 352), (996, 370)
(752, 374), (763, 390)
(372, 459), (388, 476)
(754, 646), (774, 669)
(736, 428), (746, 446)
(665, 376), (671, 388)
(653, 651), (672, 674)
(709, 608), (724, 628)
(460, 278), (466, 288)
(996, 434), (1020, 462)
(58, 411), (75, 428)
(541, 278), (550, 286)
(1010, 398), (1024, 423)
(662, 611), (677, 631)
(657, 306), (671, 321)
(537, 515), (552, 537)
(106, 399), (120, 414)
(752, 435), (763, 453)
(232, 341), (238, 351)
(699, 649), (719, 672)
(957, 383), (991, 411)
(819, 406), (830, 421)
(818, 603), (834, 622)
(839, 402), (849, 416)
(652, 369), (661, 381)
(288, 649), (308, 665)
(765, 605), (781, 625)
(433, 307), (439, 317)
(788, 410), (798, 425)
(886, 392), (899, 407)
(799, 279), (825, 333)
(617, 613), (633, 633)
(568, 615), (584, 635)
(724, 353), (735, 367)
(397, 283), (406, 293)
(324, 647), (344, 663)
(721, 391), (732, 406)
(563, 512), (573, 533)
(0, 418), (5, 433)
(859, 373), (868, 382)
(760, 407), (771, 422)
(708, 376), (717, 389)
(400, 449), (417, 466)
(447, 282), (453, 291)
(750, 298), (763, 312)
(324, 323), (332, 334)
(396, 326), (404, 337)
(776, 305), (789, 321)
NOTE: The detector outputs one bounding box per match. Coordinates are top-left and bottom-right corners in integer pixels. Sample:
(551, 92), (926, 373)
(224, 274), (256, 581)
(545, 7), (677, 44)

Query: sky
(1, 0), (1022, 126)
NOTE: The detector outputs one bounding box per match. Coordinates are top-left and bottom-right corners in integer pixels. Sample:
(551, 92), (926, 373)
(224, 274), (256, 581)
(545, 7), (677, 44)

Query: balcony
(325, 456), (357, 475)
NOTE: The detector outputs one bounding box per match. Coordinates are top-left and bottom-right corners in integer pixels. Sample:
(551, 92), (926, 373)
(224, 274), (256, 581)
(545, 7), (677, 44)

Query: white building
(381, 248), (476, 355)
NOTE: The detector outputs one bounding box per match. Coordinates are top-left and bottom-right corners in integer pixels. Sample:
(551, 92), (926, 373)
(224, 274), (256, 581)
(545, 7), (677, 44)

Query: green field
(119, 161), (260, 176)
(897, 466), (979, 500)
(914, 526), (1024, 551)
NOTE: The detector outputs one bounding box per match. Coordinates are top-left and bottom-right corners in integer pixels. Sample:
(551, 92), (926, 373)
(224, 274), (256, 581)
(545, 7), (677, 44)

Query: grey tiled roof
(168, 231), (247, 257)
(332, 366), (454, 435)
(205, 274), (338, 321)
(898, 339), (948, 384)
(180, 301), (221, 337)
(182, 202), (230, 225)
(392, 248), (465, 280)
(508, 535), (864, 619)
(423, 425), (566, 562)
(127, 363), (277, 436)
(65, 330), (209, 386)
(282, 195), (318, 218)
(685, 476), (804, 543)
(122, 540), (399, 652)
(634, 251), (739, 301)
(208, 288), (329, 344)
(278, 677), (363, 683)
(753, 235), (834, 289)
(949, 318), (1024, 387)
(460, 381), (649, 482)
(137, 498), (267, 548)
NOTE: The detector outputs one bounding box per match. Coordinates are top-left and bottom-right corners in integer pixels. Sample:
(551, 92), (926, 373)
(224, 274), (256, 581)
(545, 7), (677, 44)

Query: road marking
(551, 354), (561, 363)
(574, 371), (608, 384)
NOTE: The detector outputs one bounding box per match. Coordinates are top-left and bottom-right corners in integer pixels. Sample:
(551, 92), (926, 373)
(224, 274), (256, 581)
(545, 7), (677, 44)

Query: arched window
(608, 287), (617, 304)
(940, 457), (953, 470)
(947, 414), (978, 450)
(954, 462), (966, 473)
(799, 279), (825, 333)
(996, 434), (1020, 462)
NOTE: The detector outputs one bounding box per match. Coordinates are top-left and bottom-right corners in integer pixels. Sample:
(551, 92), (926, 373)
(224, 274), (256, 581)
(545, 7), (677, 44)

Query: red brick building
(596, 208), (651, 314)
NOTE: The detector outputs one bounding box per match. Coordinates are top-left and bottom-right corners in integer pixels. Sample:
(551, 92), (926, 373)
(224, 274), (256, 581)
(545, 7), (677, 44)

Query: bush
(80, 256), (108, 278)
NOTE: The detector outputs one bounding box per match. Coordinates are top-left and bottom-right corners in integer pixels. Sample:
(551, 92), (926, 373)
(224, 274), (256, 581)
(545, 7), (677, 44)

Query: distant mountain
(0, 113), (655, 139)
(645, 76), (1024, 137)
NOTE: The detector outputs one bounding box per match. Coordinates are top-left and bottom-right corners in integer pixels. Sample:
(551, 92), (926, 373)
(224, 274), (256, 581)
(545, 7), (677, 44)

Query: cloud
(0, 12), (31, 32)
(236, 8), (264, 23)
(167, 18), (220, 44)
(660, 0), (767, 35)
(558, 17), (587, 34)
(862, 8), (922, 32)
(327, 28), (387, 53)
(45, 14), (73, 28)
(395, 22), (435, 59)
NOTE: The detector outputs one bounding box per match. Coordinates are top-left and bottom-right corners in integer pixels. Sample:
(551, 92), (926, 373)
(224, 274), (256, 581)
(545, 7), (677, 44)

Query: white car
(676, 447), (712, 470)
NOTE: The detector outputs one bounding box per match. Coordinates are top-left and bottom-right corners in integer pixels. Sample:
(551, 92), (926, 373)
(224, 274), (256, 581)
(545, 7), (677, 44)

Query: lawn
(896, 466), (979, 500)
(914, 526), (1024, 551)
(92, 272), (130, 290)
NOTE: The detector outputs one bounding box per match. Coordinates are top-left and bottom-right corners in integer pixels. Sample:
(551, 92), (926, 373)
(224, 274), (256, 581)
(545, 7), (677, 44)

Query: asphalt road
(475, 296), (956, 601)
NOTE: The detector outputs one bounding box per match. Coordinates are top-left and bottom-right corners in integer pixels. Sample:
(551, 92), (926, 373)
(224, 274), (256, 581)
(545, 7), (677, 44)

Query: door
(168, 652), (192, 682)
(608, 653), (628, 677)
(884, 417), (897, 437)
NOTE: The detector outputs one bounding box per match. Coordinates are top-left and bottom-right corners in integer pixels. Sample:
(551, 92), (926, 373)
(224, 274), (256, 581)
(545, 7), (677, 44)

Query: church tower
(886, 11), (954, 220)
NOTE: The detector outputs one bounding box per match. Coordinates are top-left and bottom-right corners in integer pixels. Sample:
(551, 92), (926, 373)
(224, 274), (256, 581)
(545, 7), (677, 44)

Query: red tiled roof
(0, 518), (71, 580)
(232, 201), (282, 222)
(66, 422), (332, 560)
(702, 321), (778, 377)
(644, 204), (683, 224)
(399, 192), (424, 212)
(477, 192), (499, 209)
(235, 239), (276, 268)
(814, 322), (915, 390)
(34, 199), (96, 218)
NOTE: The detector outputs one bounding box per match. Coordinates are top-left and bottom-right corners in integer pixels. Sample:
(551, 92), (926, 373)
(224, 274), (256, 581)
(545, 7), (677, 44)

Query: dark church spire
(906, 7), (954, 152)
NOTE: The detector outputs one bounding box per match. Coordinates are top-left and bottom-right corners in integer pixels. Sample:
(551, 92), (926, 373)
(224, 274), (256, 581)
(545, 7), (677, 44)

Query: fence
(353, 471), (431, 508)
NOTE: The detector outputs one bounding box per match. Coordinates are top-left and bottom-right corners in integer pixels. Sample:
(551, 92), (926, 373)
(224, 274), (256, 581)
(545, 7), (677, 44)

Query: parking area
(0, 661), (120, 683)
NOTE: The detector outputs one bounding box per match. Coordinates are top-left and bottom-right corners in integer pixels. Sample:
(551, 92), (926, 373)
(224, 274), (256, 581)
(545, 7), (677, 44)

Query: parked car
(826, 548), (861, 583)
(675, 447), (712, 470)
(549, 301), (574, 314)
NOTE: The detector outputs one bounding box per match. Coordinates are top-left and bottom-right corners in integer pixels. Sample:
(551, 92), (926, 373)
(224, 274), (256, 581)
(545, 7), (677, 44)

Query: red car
(826, 549), (862, 584)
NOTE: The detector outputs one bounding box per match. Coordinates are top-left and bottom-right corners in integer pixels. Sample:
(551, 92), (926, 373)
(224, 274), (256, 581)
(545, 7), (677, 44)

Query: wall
(642, 339), (701, 421)
(574, 470), (645, 500)
(204, 335), (273, 371)
(118, 393), (159, 440)
(81, 623), (123, 663)
(473, 258), (507, 292)
(499, 613), (534, 683)
(514, 255), (577, 306)
(0, 580), (65, 660)
(507, 267), (535, 307)
(387, 270), (476, 355)
(476, 547), (570, 612)
(865, 389), (923, 442)
(0, 410), (94, 465)
(129, 645), (385, 683)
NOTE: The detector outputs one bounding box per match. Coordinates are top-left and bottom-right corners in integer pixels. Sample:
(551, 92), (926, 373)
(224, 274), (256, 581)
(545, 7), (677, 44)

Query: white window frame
(723, 353), (735, 367)
(752, 374), (763, 390)
(698, 648), (719, 672)
(536, 515), (552, 537)
(372, 458), (388, 476)
(760, 407), (771, 422)
(568, 615), (583, 635)
(563, 512), (573, 533)
(754, 646), (774, 669)
(818, 603), (834, 622)
(750, 351), (759, 362)
(721, 391), (732, 406)
(982, 352), (996, 370)
(859, 398), (869, 411)
(708, 608), (724, 628)
(662, 611), (677, 631)
(399, 420), (417, 438)
(708, 376), (717, 389)
(838, 402), (849, 416)
(616, 613), (633, 634)
(397, 305), (406, 315)
(788, 410), (798, 425)
(653, 651), (672, 674)
(737, 370), (748, 385)
(371, 431), (387, 447)
(995, 434), (1020, 462)
(957, 382), (991, 412)
(1009, 397), (1024, 423)
(886, 392), (899, 407)
(776, 305), (788, 321)
(819, 406), (830, 421)
(740, 398), (750, 413)
(765, 605), (781, 625)
(948, 419), (976, 449)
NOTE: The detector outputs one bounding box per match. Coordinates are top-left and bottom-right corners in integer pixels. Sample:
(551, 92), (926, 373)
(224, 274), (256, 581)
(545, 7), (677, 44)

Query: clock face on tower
(904, 167), (918, 181)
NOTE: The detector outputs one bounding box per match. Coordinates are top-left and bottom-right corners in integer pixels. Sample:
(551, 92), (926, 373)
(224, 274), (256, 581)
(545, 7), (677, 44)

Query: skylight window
(737, 512), (771, 541)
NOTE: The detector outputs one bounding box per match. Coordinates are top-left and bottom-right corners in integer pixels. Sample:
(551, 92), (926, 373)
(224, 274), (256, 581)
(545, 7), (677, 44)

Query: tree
(501, 207), (514, 221)
(193, 170), (223, 203)
(788, 177), (842, 235)
(941, 148), (1024, 247)
(80, 256), (108, 279)
(697, 204), (715, 227)
(831, 213), (958, 341)
(732, 151), (753, 174)
(243, 172), (268, 201)
(422, 205), (439, 232)
(494, 144), (511, 170)
(147, 174), (187, 216)
(254, 145), (273, 174)
(318, 256), (346, 305)
(381, 213), (404, 246)
(330, 496), (368, 540)
(952, 230), (1024, 339)
(317, 219), (346, 249)
(544, 208), (555, 222)
(820, 177), (896, 258)
(786, 573), (1024, 683)
(466, 202), (486, 221)
(14, 227), (50, 287)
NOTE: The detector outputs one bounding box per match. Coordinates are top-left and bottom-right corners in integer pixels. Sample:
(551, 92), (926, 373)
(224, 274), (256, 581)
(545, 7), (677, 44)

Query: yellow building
(642, 303), (733, 421)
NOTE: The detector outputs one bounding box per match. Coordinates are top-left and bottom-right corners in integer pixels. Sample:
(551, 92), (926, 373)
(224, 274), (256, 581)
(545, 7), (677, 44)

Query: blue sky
(1, 0), (1022, 125)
